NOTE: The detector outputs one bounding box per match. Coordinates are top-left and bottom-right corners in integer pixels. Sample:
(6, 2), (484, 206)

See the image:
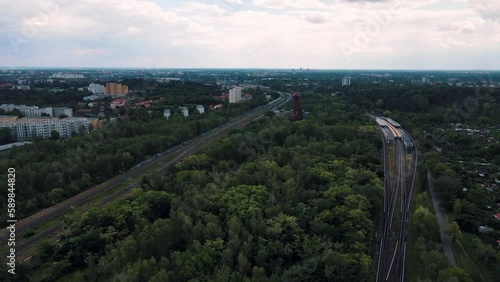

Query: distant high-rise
(229, 87), (242, 103)
(105, 83), (128, 95)
(342, 76), (351, 86)
(88, 83), (105, 94)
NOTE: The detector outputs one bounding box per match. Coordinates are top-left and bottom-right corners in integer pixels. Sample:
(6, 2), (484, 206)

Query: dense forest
(0, 89), (88, 108)
(3, 80), (499, 281)
(3, 92), (387, 281)
(0, 82), (267, 223)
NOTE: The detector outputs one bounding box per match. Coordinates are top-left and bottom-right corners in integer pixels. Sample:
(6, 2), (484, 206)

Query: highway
(0, 92), (291, 259)
(373, 116), (418, 282)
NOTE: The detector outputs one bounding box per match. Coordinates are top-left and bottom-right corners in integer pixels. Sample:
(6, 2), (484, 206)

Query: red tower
(291, 92), (302, 121)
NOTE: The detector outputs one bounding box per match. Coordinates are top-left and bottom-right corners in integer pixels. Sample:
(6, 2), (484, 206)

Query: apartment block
(0, 104), (73, 117)
(105, 83), (129, 95)
(0, 116), (93, 141)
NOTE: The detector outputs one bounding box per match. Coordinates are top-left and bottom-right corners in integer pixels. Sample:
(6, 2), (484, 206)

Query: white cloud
(0, 0), (497, 68)
(178, 2), (227, 16)
(304, 13), (328, 24)
(252, 0), (289, 9)
(252, 0), (329, 10)
(468, 0), (500, 22)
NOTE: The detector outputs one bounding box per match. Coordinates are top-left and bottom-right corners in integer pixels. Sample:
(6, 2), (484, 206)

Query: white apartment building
(342, 76), (351, 86)
(196, 105), (205, 114)
(88, 83), (105, 94)
(0, 116), (92, 141)
(180, 107), (189, 117)
(163, 109), (171, 118)
(0, 104), (51, 116)
(229, 87), (242, 103)
(0, 104), (73, 117)
(53, 107), (74, 118)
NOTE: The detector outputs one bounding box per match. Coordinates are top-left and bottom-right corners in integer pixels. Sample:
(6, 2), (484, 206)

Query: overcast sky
(0, 0), (499, 69)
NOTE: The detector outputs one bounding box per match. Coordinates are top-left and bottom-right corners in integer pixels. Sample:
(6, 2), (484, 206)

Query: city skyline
(0, 0), (499, 69)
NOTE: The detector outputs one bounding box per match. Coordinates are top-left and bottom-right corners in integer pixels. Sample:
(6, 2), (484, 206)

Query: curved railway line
(374, 115), (417, 282)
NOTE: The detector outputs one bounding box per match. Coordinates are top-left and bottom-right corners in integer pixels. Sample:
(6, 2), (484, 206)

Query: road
(374, 117), (418, 282)
(427, 170), (457, 266)
(0, 92), (291, 259)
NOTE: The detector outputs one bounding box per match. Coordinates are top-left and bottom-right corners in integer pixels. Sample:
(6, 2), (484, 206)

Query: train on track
(375, 117), (403, 140)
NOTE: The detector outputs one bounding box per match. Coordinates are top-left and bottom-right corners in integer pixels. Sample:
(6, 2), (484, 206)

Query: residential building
(110, 99), (128, 109)
(0, 116), (93, 141)
(88, 83), (105, 94)
(163, 109), (171, 118)
(342, 76), (351, 86)
(0, 104), (50, 116)
(180, 107), (189, 117)
(105, 83), (128, 95)
(13, 85), (30, 90)
(53, 107), (74, 117)
(229, 87), (242, 103)
(0, 104), (73, 117)
(135, 100), (154, 108)
(196, 105), (205, 114)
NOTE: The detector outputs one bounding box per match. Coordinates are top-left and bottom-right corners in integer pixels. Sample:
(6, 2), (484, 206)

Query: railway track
(375, 117), (417, 282)
(1, 93), (291, 259)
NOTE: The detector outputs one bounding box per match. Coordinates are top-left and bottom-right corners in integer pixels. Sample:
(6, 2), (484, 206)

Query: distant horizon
(1, 66), (499, 72)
